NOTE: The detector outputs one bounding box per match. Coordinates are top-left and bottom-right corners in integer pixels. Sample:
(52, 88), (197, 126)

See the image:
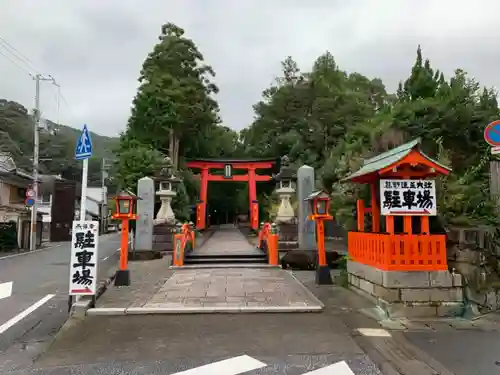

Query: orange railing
(348, 231), (447, 271)
(257, 222), (279, 266)
(172, 223), (196, 266)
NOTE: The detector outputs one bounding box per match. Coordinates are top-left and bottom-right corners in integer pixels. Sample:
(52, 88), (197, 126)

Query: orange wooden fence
(348, 231), (447, 271)
(172, 223), (196, 267)
(258, 222), (279, 266)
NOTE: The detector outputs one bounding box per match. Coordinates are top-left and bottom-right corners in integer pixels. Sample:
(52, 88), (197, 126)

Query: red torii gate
(186, 158), (277, 231)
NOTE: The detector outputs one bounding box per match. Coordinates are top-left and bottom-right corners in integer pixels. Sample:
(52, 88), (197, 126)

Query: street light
(112, 190), (140, 286)
(305, 190), (333, 285)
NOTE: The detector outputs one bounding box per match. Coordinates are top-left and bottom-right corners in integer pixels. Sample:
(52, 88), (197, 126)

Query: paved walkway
(193, 225), (262, 256)
(87, 258), (324, 314)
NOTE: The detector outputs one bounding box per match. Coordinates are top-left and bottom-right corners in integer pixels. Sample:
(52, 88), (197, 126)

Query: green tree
(113, 140), (163, 192)
(122, 22), (220, 168)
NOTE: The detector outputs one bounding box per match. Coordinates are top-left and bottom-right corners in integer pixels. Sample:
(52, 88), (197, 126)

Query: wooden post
(248, 168), (258, 230)
(114, 219), (130, 286)
(370, 183), (380, 232)
(317, 220), (326, 266)
(315, 218), (332, 285)
(421, 216), (430, 235)
(356, 199), (365, 232)
(268, 224), (279, 266)
(197, 167), (208, 230)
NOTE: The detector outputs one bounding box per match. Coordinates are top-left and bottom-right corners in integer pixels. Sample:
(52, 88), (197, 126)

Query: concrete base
(87, 304), (324, 315)
(114, 269), (131, 286)
(316, 265), (333, 285)
(347, 261), (465, 318)
(128, 250), (163, 261)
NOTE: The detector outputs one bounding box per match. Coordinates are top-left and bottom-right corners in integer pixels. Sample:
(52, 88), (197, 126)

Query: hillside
(0, 99), (119, 185)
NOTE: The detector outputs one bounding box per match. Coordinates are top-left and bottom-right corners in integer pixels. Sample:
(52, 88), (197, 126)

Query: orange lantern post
(112, 190), (140, 286)
(305, 190), (333, 285)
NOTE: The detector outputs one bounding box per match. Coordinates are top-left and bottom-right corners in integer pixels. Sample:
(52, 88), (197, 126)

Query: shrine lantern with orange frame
(306, 190), (332, 221)
(112, 190), (140, 286)
(305, 190), (333, 285)
(112, 190), (138, 220)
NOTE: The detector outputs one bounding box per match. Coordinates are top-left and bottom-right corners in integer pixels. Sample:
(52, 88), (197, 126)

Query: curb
(169, 264), (280, 269)
(70, 266), (118, 318)
(287, 270), (326, 309)
(87, 304), (324, 316)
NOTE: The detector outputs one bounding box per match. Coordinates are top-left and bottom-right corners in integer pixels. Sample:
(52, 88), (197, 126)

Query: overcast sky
(1, 0), (499, 138)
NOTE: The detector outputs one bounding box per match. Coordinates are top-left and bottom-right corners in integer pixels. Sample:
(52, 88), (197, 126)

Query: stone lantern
(274, 155), (297, 224)
(155, 156), (182, 224)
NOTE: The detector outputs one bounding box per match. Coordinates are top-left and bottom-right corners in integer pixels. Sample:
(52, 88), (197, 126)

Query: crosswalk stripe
(170, 355), (267, 375)
(302, 360), (355, 374)
(0, 281), (12, 300)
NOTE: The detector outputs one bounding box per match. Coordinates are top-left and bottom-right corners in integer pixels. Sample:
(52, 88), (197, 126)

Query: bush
(0, 221), (17, 251)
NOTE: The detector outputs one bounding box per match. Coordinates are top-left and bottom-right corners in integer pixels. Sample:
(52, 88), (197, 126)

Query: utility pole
(30, 73), (58, 251)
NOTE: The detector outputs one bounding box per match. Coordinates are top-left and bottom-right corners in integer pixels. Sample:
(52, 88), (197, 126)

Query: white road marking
(356, 328), (392, 337)
(0, 294), (55, 334)
(302, 360), (355, 374)
(171, 355), (267, 375)
(0, 281), (12, 300)
(0, 244), (63, 260)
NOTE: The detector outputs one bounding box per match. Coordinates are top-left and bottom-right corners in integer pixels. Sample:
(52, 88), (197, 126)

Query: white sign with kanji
(380, 179), (437, 216)
(69, 220), (99, 296)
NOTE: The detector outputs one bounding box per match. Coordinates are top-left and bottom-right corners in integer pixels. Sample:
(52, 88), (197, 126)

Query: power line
(0, 36), (42, 75)
(0, 48), (33, 77)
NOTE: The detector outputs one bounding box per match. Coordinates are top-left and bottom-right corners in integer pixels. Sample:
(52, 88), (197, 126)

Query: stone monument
(135, 176), (155, 251)
(151, 156), (182, 253)
(274, 155), (296, 223)
(155, 156), (181, 225)
(297, 165), (316, 250)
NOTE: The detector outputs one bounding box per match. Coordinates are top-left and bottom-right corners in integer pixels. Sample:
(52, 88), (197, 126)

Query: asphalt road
(0, 233), (122, 372)
(11, 271), (390, 375)
(405, 329), (500, 375)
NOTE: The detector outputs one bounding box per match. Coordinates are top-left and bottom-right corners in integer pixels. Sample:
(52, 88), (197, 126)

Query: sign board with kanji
(69, 220), (99, 295)
(380, 179), (437, 216)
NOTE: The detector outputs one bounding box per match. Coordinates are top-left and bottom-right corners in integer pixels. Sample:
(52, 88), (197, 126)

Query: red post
(370, 183), (380, 232)
(316, 219), (326, 266)
(314, 216), (332, 285)
(119, 219), (129, 270)
(197, 167), (208, 230)
(248, 168), (258, 230)
(356, 199), (365, 232)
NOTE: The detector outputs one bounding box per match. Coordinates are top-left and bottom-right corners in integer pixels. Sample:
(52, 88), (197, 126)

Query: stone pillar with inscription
(135, 177), (155, 251)
(297, 165), (316, 250)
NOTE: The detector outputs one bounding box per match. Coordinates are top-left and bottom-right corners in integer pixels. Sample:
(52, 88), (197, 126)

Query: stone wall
(447, 226), (500, 314)
(347, 261), (464, 318)
(278, 223), (298, 251)
(152, 223), (175, 252)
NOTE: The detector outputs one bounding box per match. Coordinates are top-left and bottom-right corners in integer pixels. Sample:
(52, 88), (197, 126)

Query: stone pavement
(193, 225), (262, 256)
(88, 260), (324, 314)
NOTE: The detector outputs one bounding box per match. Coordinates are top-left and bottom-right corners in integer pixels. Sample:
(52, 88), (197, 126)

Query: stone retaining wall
(152, 223), (175, 252)
(347, 260), (465, 318)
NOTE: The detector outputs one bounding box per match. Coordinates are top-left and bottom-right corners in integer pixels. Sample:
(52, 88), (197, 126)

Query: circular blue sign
(484, 120), (500, 146)
(25, 198), (34, 206)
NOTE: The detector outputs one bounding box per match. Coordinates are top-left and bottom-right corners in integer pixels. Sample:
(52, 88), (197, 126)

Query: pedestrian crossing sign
(75, 124), (93, 160)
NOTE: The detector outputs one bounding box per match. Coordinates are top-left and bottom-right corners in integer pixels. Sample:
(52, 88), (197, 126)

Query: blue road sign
(25, 198), (34, 206)
(484, 120), (500, 147)
(75, 124), (93, 160)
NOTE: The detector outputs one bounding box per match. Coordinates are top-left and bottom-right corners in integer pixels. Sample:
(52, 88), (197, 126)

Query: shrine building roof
(341, 137), (451, 184)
